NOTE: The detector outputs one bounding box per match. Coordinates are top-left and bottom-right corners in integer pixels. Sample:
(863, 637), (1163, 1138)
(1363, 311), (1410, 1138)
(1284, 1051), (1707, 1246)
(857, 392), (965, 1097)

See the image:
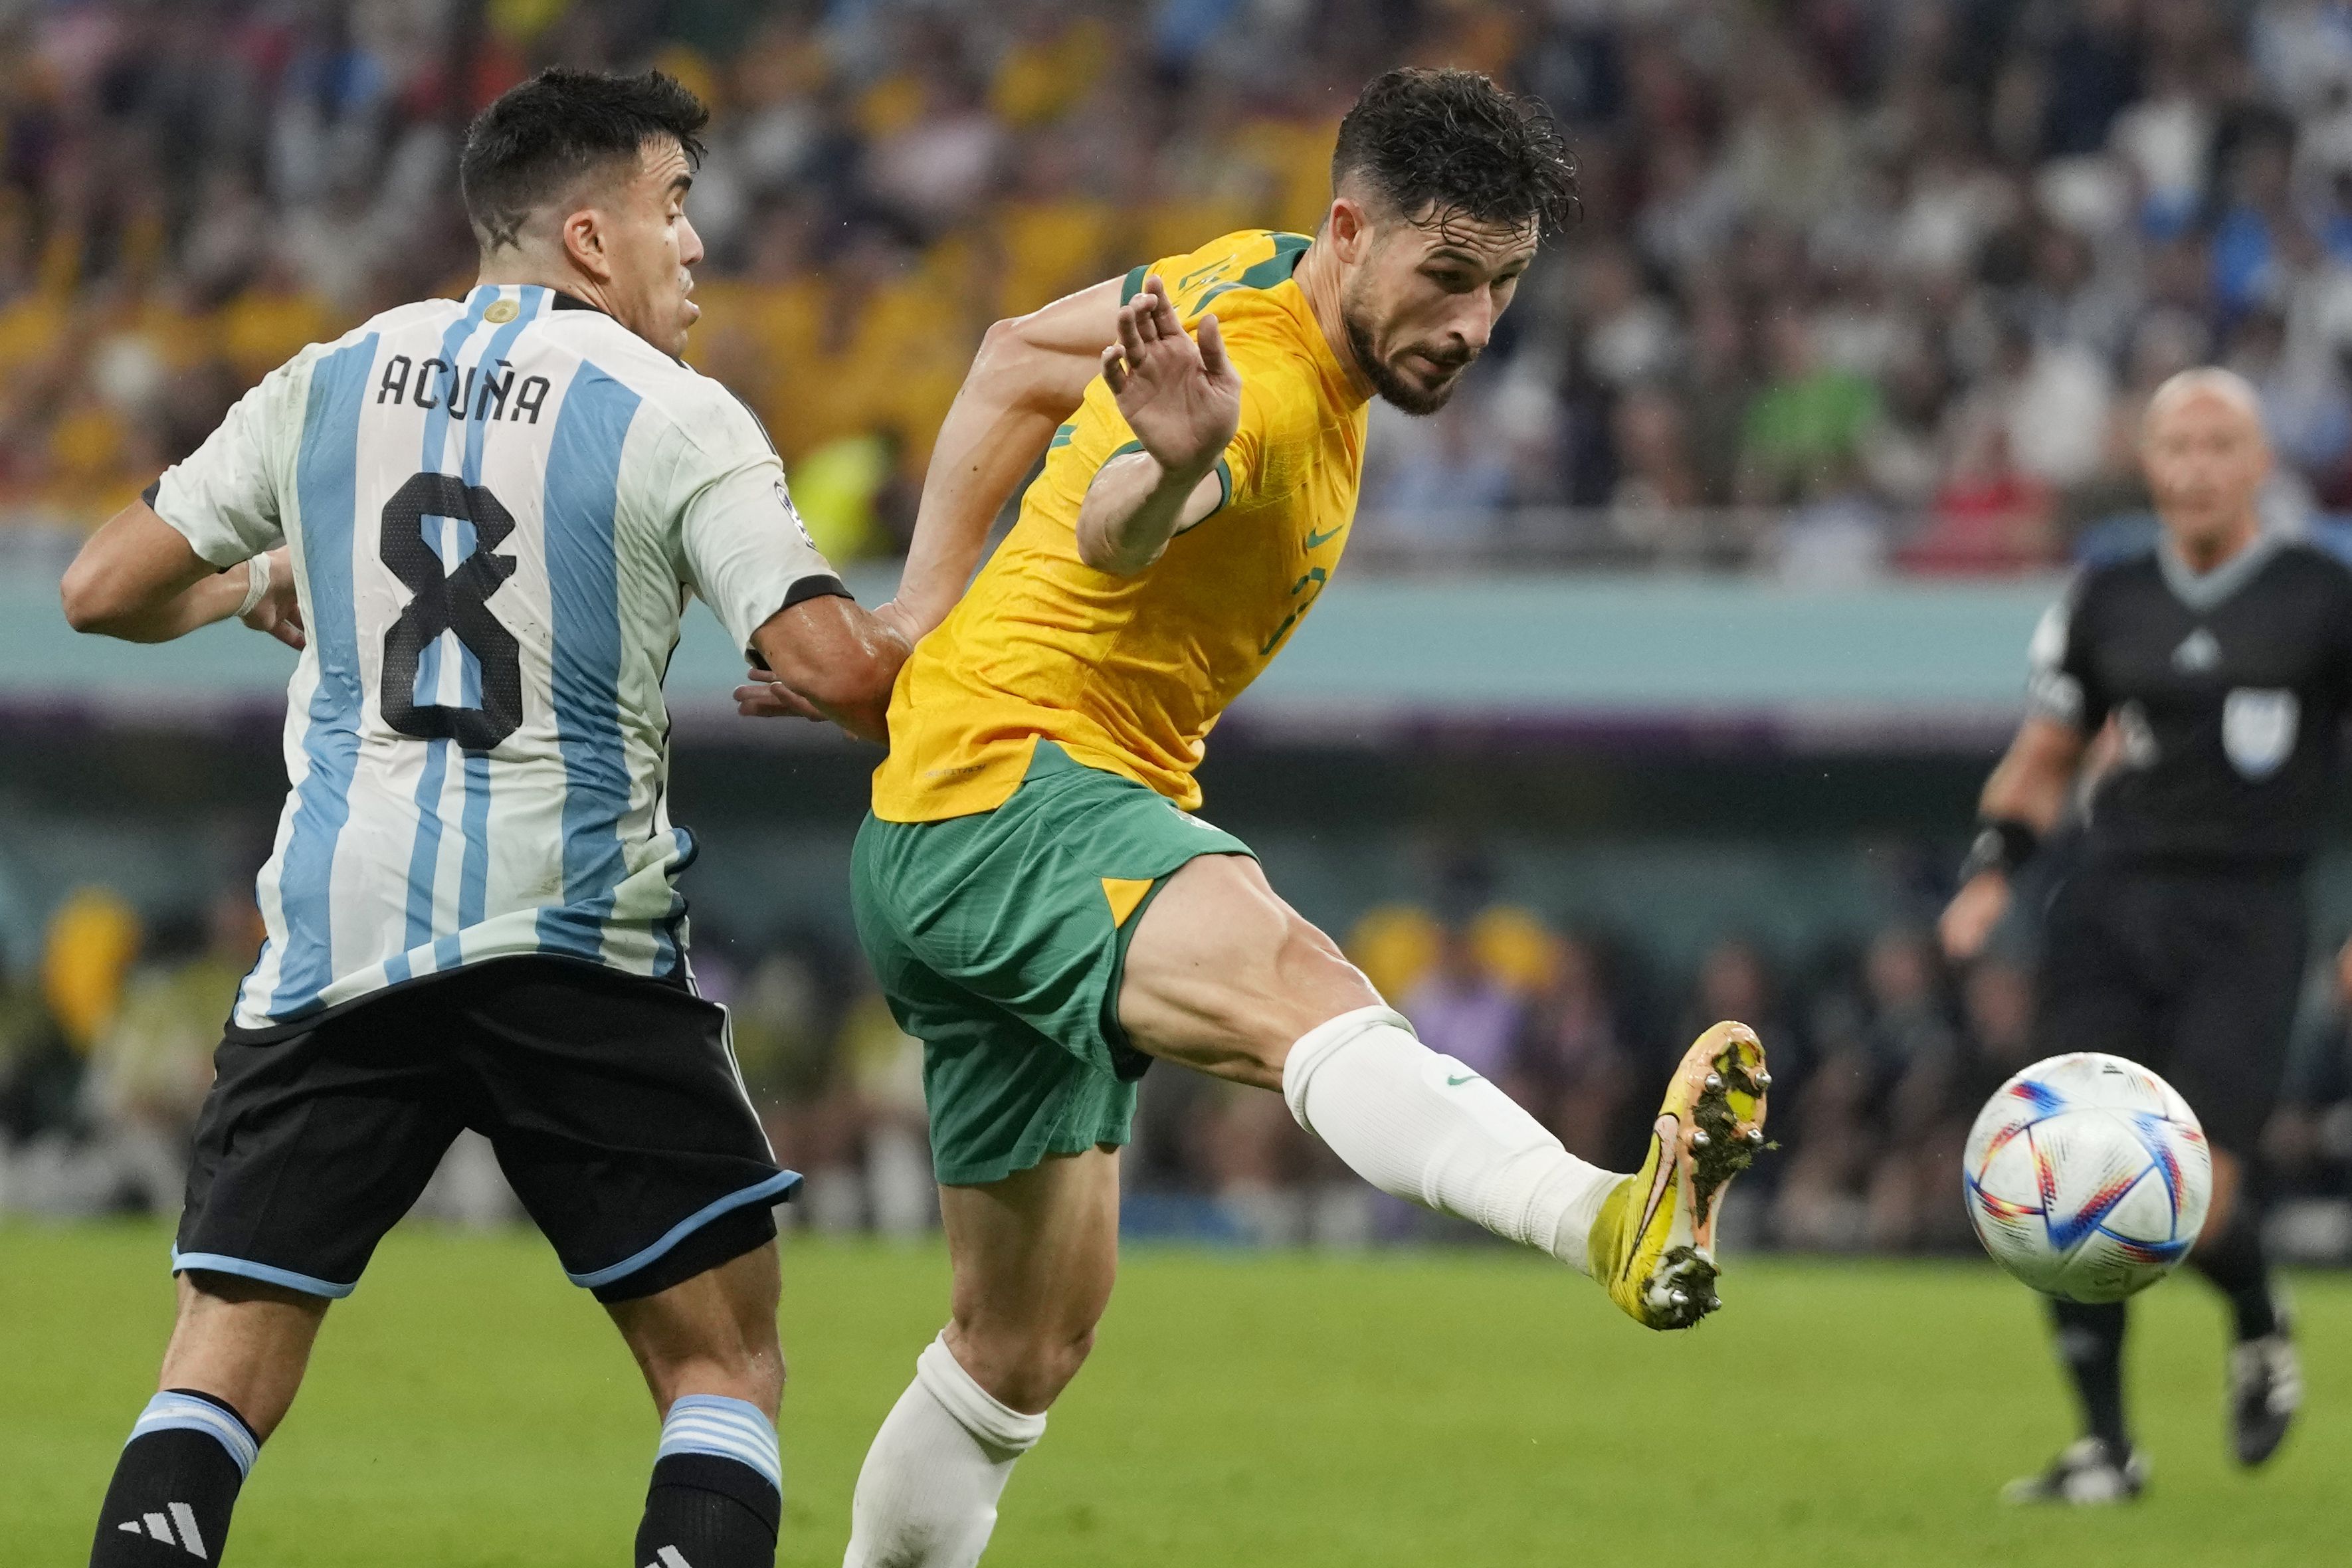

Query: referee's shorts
(2036, 861), (2306, 1159)
(173, 955), (797, 1303)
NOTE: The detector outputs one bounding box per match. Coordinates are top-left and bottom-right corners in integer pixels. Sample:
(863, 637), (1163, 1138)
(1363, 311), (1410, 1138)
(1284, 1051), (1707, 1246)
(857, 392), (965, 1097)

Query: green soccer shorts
(850, 740), (1255, 1187)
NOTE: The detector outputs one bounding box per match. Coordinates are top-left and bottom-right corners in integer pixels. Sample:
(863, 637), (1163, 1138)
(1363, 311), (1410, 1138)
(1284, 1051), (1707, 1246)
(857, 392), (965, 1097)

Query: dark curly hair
(460, 68), (710, 251)
(1329, 68), (1579, 239)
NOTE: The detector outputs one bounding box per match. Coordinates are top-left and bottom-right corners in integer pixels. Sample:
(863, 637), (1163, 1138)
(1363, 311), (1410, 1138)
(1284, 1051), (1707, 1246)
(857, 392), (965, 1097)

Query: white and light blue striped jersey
(150, 283), (842, 1029)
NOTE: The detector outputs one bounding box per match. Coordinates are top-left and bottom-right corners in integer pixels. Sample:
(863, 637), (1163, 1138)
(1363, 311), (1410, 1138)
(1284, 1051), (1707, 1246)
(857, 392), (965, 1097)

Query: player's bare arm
(736, 276), (1129, 722)
(62, 499), (303, 650)
(1940, 715), (2086, 962)
(741, 595), (910, 744)
(882, 276), (1130, 639)
(1075, 276), (1240, 575)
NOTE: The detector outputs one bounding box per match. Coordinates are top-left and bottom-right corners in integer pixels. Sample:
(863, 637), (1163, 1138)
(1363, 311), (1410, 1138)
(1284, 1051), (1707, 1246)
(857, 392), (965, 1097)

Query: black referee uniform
(2028, 534), (2352, 1149)
(2017, 530), (2342, 1475)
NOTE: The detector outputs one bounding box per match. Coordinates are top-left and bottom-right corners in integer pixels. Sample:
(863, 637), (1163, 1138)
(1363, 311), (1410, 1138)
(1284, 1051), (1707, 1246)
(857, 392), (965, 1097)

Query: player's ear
(561, 207), (610, 282)
(1325, 195), (1372, 267)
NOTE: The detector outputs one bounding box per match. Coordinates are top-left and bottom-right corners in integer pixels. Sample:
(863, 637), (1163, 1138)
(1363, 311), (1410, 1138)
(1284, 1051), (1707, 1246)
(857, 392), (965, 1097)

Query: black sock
(2049, 1297), (2131, 1451)
(2190, 1204), (2280, 1341)
(91, 1389), (257, 1565)
(637, 1454), (781, 1568)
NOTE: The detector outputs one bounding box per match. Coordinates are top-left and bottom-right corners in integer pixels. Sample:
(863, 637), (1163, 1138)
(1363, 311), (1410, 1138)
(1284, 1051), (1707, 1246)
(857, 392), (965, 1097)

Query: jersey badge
(2171, 628), (2220, 674)
(484, 298), (520, 324)
(2223, 688), (2299, 781)
(775, 478), (816, 547)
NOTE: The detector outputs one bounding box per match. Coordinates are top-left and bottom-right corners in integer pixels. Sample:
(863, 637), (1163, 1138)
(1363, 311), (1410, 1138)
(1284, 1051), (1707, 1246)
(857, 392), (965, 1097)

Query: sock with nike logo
(635, 1395), (782, 1568)
(90, 1389), (258, 1565)
(843, 1335), (1046, 1568)
(1281, 1005), (1621, 1272)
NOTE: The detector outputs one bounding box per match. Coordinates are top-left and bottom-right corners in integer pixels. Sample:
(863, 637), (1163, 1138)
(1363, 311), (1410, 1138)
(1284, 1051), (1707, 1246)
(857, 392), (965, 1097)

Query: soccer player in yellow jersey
(743, 70), (1770, 1563)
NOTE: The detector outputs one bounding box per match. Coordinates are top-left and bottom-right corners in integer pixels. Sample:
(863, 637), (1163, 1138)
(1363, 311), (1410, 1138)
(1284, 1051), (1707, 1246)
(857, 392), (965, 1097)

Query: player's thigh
(456, 958), (795, 1304)
(1117, 852), (1382, 1088)
(941, 1147), (1122, 1413)
(177, 991), (468, 1302)
(606, 1240), (785, 1417)
(2167, 877), (2305, 1161)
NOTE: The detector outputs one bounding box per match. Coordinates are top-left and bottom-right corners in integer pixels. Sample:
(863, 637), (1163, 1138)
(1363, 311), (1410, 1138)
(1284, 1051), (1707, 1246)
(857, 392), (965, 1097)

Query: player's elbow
(1074, 522), (1121, 573)
(1075, 516), (1156, 577)
(974, 312), (1090, 417)
(59, 553), (131, 636)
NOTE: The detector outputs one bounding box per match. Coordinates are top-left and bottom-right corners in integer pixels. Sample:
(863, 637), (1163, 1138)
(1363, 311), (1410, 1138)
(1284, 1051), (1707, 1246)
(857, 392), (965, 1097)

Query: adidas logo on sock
(115, 1503), (206, 1557)
(642, 1548), (694, 1568)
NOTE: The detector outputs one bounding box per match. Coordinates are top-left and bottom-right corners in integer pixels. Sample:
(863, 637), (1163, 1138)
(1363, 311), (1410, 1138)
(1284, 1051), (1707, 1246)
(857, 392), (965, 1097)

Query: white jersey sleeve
(664, 390), (844, 658)
(149, 355), (306, 566)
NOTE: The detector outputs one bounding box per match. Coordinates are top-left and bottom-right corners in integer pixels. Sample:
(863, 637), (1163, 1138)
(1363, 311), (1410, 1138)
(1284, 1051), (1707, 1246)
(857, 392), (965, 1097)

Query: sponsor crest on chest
(2222, 687), (2299, 780)
(2172, 627), (2221, 674)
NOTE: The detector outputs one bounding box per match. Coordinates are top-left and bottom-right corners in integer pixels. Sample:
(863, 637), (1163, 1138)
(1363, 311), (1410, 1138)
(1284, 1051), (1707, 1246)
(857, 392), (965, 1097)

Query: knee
(947, 1315), (1098, 1415)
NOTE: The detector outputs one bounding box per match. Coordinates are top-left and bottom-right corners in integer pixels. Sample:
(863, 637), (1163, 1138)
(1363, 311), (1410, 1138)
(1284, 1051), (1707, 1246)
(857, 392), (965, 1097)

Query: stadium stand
(7, 0), (2352, 569)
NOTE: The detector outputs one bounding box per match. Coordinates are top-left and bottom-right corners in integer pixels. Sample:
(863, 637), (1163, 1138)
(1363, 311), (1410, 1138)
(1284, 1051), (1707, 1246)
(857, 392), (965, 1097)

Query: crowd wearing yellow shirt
(0, 0), (1472, 557)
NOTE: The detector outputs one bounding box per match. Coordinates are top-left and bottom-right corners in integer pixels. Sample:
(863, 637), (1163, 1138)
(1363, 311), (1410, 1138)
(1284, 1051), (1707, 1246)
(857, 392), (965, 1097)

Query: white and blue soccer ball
(1963, 1052), (2212, 1303)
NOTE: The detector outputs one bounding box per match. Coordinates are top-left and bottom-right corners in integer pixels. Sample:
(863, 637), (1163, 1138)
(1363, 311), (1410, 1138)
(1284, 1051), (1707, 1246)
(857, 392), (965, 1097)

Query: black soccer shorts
(2035, 862), (2306, 1158)
(174, 955), (797, 1304)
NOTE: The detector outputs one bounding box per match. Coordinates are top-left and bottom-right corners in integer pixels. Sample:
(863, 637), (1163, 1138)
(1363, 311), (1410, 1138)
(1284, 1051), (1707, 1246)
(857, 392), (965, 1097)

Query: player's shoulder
(254, 298), (457, 389)
(1147, 230), (1314, 318)
(545, 311), (773, 461)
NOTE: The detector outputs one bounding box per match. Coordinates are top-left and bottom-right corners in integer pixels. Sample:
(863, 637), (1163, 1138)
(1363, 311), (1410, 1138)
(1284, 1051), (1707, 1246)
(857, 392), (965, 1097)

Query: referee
(1941, 367), (2334, 1503)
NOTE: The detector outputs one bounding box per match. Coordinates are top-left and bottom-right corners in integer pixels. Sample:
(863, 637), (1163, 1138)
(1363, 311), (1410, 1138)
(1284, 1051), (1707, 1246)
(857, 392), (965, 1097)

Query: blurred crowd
(13, 865), (2352, 1257)
(13, 0), (2352, 573)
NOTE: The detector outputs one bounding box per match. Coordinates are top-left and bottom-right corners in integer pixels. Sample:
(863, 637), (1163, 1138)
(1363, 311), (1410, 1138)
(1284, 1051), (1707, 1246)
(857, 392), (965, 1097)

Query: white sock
(842, 1335), (1046, 1568)
(1281, 1005), (1622, 1273)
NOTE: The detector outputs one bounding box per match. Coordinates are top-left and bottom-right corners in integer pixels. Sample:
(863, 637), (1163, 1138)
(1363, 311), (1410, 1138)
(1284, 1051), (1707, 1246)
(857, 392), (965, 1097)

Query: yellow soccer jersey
(873, 229), (1370, 821)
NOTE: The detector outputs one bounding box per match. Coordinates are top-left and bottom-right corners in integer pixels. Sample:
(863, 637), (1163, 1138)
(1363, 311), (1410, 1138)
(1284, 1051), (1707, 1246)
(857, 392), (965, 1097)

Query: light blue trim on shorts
(565, 1169), (804, 1290)
(171, 1248), (357, 1300)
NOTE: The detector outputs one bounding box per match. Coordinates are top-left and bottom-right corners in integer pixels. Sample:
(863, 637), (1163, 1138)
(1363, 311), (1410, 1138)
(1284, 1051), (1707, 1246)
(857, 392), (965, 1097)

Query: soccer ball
(1963, 1052), (2212, 1303)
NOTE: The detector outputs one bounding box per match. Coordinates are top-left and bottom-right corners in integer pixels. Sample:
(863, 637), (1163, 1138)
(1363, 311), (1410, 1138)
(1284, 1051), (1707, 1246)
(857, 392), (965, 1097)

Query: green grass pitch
(3, 1222), (2343, 1567)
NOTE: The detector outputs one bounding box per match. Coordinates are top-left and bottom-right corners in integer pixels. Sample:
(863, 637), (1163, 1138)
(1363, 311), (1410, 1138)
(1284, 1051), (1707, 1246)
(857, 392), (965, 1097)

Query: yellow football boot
(1589, 1021), (1771, 1329)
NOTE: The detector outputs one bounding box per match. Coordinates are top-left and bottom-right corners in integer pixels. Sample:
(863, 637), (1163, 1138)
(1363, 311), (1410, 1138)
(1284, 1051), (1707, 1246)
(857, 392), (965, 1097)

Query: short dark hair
(460, 67), (710, 251)
(1330, 68), (1579, 239)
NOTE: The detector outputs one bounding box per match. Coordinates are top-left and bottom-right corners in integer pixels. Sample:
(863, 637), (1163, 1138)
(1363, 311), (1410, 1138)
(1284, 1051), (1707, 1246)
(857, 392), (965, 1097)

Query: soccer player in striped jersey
(739, 70), (1769, 1565)
(60, 68), (923, 1568)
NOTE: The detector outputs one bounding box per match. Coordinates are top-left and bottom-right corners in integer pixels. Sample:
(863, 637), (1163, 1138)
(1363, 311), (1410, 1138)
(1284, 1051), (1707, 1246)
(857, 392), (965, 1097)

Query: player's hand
(1939, 871), (2011, 963)
(239, 547), (306, 651)
(2335, 935), (2352, 1003)
(734, 667), (825, 721)
(1100, 274), (1241, 480)
(869, 597), (927, 651)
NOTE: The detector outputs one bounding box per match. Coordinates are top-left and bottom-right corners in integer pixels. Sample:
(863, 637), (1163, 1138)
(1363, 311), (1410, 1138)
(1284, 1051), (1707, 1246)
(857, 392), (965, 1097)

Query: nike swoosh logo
(1446, 1072), (1480, 1087)
(1304, 525), (1343, 549)
(1626, 1113), (1680, 1276)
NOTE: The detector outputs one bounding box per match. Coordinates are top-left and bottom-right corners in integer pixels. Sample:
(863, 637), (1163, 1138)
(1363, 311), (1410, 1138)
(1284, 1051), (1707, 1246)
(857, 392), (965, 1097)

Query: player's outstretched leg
(844, 1151), (1116, 1568)
(1120, 855), (1770, 1329)
(2004, 1298), (2145, 1505)
(609, 1244), (788, 1568)
(91, 1272), (326, 1565)
(2186, 1154), (2299, 1466)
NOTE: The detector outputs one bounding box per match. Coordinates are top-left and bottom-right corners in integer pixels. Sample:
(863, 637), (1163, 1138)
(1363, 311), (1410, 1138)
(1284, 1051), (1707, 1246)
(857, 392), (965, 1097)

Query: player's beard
(1344, 303), (1472, 416)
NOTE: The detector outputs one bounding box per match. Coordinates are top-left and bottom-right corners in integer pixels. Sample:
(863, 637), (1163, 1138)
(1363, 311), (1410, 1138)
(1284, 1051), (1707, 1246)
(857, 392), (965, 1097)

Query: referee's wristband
(1959, 819), (2039, 883)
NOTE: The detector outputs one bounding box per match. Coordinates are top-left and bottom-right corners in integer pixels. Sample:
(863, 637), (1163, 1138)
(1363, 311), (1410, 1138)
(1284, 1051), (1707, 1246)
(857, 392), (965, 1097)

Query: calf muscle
(156, 1272), (330, 1440)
